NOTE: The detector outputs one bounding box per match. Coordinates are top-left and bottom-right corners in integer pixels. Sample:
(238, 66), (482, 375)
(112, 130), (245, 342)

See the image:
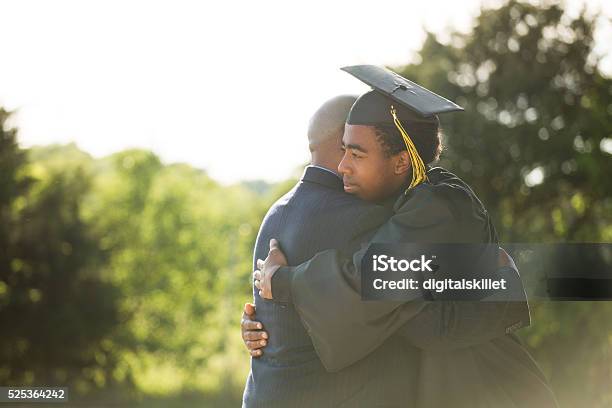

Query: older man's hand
(241, 303), (268, 357)
(253, 239), (288, 299)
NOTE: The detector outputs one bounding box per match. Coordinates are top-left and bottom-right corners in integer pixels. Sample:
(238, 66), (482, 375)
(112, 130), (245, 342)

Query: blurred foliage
(0, 0), (610, 407)
(0, 116), (277, 404)
(0, 109), (124, 394)
(398, 1), (612, 243)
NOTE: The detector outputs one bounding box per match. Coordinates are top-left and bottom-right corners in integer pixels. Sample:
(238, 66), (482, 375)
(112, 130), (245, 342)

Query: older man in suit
(242, 95), (414, 407)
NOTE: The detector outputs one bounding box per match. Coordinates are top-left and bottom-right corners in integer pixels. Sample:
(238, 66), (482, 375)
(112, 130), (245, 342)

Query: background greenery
(1, 1), (610, 406)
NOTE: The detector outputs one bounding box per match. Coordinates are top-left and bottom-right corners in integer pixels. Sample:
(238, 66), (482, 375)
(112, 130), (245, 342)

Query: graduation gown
(270, 167), (558, 407)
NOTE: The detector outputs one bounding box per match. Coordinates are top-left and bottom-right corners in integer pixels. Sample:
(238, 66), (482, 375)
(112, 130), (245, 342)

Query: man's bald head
(307, 95), (357, 171)
(308, 95), (357, 148)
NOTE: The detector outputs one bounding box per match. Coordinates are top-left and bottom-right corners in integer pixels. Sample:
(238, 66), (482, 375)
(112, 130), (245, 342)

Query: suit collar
(301, 165), (344, 191)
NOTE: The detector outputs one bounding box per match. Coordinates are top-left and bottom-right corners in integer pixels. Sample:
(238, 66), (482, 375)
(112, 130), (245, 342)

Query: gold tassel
(390, 105), (428, 190)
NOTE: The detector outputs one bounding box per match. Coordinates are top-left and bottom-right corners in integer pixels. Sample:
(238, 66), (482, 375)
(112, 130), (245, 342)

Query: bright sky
(1, 0), (610, 183)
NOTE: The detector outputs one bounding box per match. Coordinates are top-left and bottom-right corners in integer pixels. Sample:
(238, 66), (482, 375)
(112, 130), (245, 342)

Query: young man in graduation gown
(251, 66), (558, 407)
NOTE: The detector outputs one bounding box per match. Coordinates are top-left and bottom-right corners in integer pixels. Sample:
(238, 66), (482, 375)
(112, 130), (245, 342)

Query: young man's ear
(394, 151), (411, 175)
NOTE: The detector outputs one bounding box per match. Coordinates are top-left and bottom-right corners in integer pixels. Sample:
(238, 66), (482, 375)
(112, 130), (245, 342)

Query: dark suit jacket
(242, 166), (418, 408)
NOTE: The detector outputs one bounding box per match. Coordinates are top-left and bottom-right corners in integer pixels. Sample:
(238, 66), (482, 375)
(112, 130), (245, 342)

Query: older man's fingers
(257, 259), (265, 270)
(244, 302), (255, 316)
(253, 270), (262, 281)
(241, 309), (260, 325)
(242, 330), (268, 341)
(246, 340), (267, 350)
(250, 349), (262, 357)
(243, 331), (268, 341)
(241, 318), (263, 330)
(269, 238), (279, 250)
(268, 238), (287, 266)
(254, 279), (262, 290)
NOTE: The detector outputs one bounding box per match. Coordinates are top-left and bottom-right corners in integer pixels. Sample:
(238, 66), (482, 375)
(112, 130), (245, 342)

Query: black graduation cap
(341, 65), (464, 189)
(341, 65), (463, 126)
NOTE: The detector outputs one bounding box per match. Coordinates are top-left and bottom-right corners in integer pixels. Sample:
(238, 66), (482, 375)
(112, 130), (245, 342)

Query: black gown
(270, 167), (558, 407)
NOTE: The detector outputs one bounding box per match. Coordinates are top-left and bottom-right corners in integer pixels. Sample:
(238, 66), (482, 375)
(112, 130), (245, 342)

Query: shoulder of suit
(269, 180), (366, 215)
(260, 185), (297, 220)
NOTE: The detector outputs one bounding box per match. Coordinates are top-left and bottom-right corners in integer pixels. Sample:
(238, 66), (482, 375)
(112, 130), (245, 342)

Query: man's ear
(394, 151), (411, 175)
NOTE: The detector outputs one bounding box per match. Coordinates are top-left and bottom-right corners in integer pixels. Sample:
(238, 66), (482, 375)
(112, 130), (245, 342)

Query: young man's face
(338, 124), (406, 203)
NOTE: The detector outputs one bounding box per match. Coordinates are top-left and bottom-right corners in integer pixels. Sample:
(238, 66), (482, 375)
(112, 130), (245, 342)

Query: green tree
(79, 149), (266, 397)
(399, 1), (611, 242)
(0, 108), (32, 281)
(0, 110), (125, 395)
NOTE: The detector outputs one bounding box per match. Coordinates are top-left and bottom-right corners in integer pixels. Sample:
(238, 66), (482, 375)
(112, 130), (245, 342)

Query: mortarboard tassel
(390, 105), (428, 190)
